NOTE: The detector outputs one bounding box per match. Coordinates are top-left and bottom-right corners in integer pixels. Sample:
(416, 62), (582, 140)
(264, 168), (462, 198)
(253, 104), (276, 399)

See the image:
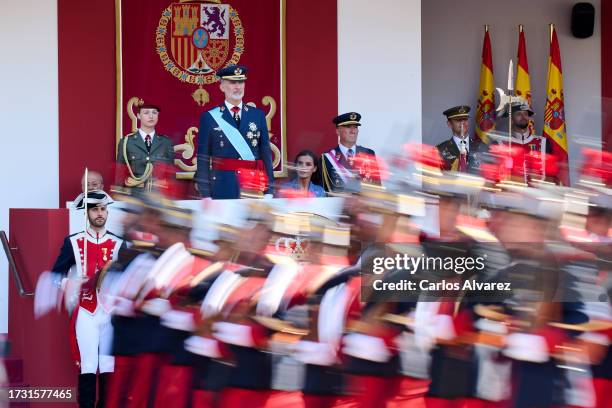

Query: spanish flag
(543, 24), (570, 185)
(475, 26), (495, 144)
(515, 25), (535, 134)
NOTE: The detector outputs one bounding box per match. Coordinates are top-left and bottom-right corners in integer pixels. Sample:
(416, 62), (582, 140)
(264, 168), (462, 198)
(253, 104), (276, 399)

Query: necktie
(347, 148), (355, 167)
(459, 140), (467, 172)
(231, 106), (241, 127)
(145, 135), (152, 152)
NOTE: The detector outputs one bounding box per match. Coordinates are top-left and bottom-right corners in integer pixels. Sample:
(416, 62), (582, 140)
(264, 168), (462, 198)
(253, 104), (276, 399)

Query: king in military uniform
(321, 112), (381, 192)
(116, 104), (175, 189)
(194, 65), (274, 199)
(436, 105), (486, 173)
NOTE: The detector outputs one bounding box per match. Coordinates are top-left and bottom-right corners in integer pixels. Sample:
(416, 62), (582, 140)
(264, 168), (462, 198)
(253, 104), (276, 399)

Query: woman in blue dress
(276, 150), (326, 198)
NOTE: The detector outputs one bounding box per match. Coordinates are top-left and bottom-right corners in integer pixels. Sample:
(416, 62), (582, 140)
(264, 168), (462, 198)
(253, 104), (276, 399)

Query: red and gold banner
(116, 0), (286, 193)
(515, 25), (535, 135)
(475, 26), (495, 144)
(543, 24), (569, 185)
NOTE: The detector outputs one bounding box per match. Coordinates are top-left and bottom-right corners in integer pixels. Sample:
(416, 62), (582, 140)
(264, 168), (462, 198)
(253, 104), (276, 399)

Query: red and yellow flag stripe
(543, 24), (570, 185)
(515, 25), (535, 134)
(475, 27), (495, 144)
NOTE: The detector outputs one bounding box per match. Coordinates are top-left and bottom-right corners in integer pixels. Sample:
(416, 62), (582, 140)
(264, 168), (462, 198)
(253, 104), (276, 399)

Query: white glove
(34, 271), (62, 318)
(212, 322), (255, 347)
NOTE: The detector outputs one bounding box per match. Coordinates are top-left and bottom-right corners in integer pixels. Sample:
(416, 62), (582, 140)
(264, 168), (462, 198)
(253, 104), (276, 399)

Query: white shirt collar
(452, 135), (469, 153)
(225, 100), (243, 117)
(512, 129), (534, 144)
(338, 144), (356, 159)
(138, 128), (155, 141)
(86, 225), (107, 239)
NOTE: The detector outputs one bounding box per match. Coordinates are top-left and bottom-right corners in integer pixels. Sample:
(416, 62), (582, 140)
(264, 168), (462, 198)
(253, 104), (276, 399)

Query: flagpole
(517, 25), (526, 184)
(549, 23), (554, 42)
(83, 168), (88, 279)
(507, 59), (514, 152)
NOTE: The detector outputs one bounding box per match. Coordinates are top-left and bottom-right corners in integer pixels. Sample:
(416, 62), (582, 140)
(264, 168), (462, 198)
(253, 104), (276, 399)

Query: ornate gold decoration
(192, 87), (210, 107)
(271, 143), (281, 168)
(262, 96), (276, 134)
(180, 0), (220, 3)
(127, 97), (144, 132)
(262, 96), (281, 169)
(174, 126), (199, 179)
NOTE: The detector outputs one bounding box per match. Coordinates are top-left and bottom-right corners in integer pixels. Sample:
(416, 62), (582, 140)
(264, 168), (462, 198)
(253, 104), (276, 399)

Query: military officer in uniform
(194, 64), (274, 199)
(116, 104), (174, 189)
(321, 112), (381, 193)
(436, 106), (486, 173)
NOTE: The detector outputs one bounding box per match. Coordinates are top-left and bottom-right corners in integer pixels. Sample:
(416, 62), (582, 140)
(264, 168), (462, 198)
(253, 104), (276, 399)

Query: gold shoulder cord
(122, 135), (154, 187)
(321, 154), (333, 191)
(450, 158), (459, 172)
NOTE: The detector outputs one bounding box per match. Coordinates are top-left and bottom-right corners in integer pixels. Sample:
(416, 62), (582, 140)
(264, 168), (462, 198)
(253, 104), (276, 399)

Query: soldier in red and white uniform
(47, 190), (123, 408)
(495, 103), (554, 184)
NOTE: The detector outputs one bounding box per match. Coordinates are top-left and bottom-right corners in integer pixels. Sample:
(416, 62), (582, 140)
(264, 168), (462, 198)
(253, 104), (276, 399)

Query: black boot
(96, 373), (111, 408)
(78, 373), (97, 408)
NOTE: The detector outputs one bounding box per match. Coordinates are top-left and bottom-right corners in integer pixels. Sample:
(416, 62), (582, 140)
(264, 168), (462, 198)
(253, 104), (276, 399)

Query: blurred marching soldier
(100, 193), (156, 408)
(321, 112), (381, 192)
(116, 104), (175, 191)
(141, 209), (224, 408)
(182, 205), (301, 407)
(564, 153), (612, 408)
(481, 184), (589, 408)
(339, 185), (429, 408)
(291, 222), (357, 408)
(185, 225), (246, 408)
(36, 190), (123, 408)
(436, 106), (486, 174)
(194, 65), (274, 199)
(416, 172), (487, 408)
(113, 204), (199, 408)
(102, 192), (165, 408)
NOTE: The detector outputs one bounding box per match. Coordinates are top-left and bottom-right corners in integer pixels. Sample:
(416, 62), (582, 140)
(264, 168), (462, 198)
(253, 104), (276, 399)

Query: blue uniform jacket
(195, 103), (274, 199)
(321, 145), (379, 193)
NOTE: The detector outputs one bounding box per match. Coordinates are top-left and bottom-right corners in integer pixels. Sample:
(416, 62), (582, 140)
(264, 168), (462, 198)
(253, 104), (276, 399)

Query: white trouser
(75, 306), (114, 374)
